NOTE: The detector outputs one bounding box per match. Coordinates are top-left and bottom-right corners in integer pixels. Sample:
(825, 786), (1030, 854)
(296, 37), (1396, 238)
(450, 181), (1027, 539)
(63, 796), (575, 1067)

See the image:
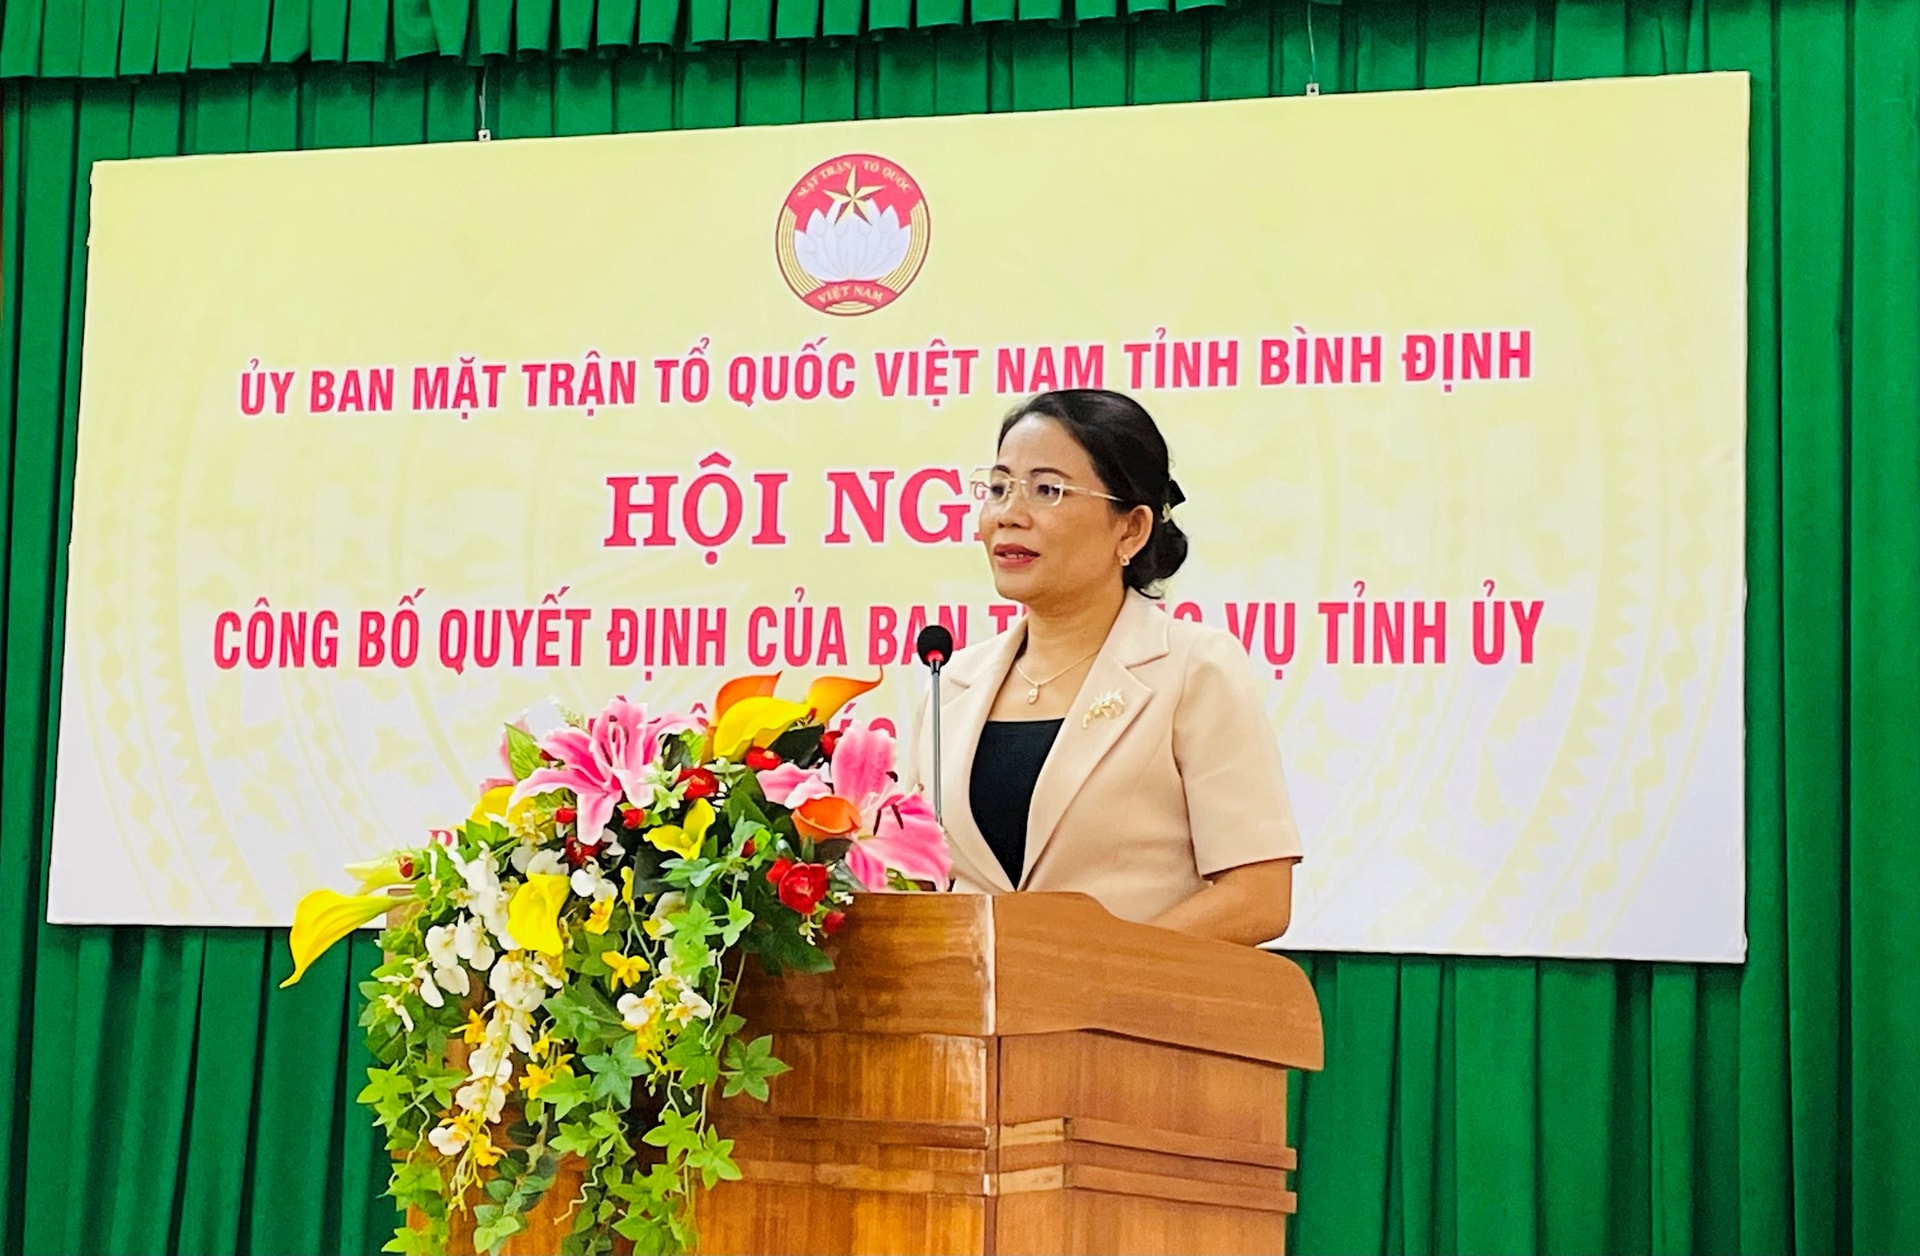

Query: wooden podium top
(734, 892), (1322, 1071)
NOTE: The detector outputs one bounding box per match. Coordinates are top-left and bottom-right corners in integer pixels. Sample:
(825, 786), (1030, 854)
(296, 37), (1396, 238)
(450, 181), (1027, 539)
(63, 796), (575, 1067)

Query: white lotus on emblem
(793, 203), (912, 282)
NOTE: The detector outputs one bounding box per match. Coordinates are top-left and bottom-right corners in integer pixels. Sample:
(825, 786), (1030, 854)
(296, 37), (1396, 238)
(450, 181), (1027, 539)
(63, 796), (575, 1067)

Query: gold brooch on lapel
(1082, 690), (1125, 728)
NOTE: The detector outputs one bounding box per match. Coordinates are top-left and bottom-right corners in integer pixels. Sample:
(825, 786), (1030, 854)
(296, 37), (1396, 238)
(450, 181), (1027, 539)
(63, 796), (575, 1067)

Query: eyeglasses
(969, 468), (1123, 510)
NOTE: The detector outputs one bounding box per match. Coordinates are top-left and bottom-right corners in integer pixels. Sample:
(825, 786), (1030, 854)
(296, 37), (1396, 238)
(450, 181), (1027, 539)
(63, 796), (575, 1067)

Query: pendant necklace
(1012, 647), (1102, 704)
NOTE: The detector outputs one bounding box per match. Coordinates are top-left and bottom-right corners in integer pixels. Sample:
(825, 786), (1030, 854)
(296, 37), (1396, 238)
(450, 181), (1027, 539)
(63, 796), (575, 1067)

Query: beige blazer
(911, 591), (1303, 924)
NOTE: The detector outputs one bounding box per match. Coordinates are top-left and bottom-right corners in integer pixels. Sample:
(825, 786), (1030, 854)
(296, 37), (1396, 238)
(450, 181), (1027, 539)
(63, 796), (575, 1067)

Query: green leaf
(721, 1034), (790, 1101)
(639, 1107), (701, 1164)
(472, 1211), (526, 1255)
(535, 1070), (594, 1120)
(720, 899), (755, 947)
(582, 1048), (649, 1104)
(420, 1058), (468, 1110)
(766, 721), (825, 765)
(390, 1160), (443, 1203)
(551, 1118), (600, 1159)
(745, 910), (836, 975)
(675, 898), (717, 940)
(583, 1048), (650, 1080)
(681, 1051), (721, 1089)
(357, 1066), (414, 1129)
(544, 984), (625, 1051)
(505, 724), (542, 781)
(381, 1226), (438, 1255)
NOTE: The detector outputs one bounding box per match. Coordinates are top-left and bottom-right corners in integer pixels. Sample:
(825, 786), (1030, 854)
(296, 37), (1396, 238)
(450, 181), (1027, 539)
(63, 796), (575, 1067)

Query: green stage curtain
(2, 2), (1916, 1253)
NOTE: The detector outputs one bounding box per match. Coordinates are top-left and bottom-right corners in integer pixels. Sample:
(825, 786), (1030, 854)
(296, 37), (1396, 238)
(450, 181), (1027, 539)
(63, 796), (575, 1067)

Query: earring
(1121, 553), (1132, 567)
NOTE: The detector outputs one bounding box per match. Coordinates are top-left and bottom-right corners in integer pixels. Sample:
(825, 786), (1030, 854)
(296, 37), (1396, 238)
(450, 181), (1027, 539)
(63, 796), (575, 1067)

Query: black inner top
(970, 719), (1065, 887)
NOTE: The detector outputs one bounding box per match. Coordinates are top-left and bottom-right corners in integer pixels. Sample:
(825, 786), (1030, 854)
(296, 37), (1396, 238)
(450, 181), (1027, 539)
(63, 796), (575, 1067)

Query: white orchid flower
(452, 851), (518, 951)
(617, 992), (654, 1031)
(451, 917), (494, 970)
(488, 955), (546, 1014)
(452, 848), (500, 898)
(410, 960), (445, 1009)
(378, 993), (414, 1034)
(668, 986), (714, 1026)
(646, 891), (685, 938)
(432, 964), (470, 999)
(524, 849), (568, 879)
(504, 1008), (535, 1054)
(455, 1078), (506, 1125)
(570, 864), (615, 902)
(469, 1037), (509, 1082)
(427, 1123), (469, 1156)
(425, 924), (459, 971)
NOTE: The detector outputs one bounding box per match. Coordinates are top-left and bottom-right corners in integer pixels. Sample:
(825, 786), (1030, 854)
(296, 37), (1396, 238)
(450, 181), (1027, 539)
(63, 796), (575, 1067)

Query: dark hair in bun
(998, 389), (1188, 596)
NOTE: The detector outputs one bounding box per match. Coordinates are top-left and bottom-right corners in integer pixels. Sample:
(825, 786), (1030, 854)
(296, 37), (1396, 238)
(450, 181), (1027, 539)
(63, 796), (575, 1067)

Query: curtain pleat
(2, 1), (1917, 1253)
(0, 0), (1297, 70)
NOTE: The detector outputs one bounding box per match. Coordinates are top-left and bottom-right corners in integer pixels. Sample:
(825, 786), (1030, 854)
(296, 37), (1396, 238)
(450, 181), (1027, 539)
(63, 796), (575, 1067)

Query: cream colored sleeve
(1171, 629), (1305, 877)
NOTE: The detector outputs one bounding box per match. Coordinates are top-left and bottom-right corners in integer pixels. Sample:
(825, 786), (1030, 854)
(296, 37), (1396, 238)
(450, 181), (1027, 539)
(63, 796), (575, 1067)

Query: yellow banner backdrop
(51, 74), (1749, 960)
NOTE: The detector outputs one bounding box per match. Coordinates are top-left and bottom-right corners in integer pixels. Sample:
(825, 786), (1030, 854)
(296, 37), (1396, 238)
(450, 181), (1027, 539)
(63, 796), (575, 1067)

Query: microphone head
(915, 624), (955, 669)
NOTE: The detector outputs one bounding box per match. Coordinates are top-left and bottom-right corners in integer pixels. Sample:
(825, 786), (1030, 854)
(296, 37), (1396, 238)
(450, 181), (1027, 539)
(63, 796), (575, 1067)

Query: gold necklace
(1012, 647), (1102, 704)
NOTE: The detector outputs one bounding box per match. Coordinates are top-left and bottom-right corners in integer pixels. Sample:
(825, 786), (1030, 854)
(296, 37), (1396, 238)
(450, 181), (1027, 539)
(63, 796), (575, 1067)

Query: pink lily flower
(511, 698), (692, 844)
(793, 724), (951, 890)
(757, 762), (831, 809)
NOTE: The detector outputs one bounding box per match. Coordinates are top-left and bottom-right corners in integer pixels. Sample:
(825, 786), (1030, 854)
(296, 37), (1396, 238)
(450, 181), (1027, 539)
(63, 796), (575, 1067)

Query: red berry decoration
(678, 767), (719, 800)
(743, 747), (782, 772)
(764, 856), (794, 887)
(777, 863), (830, 915)
(818, 730), (841, 758)
(563, 836), (590, 869)
(822, 909), (847, 936)
(396, 856), (414, 879)
(553, 806), (577, 825)
(742, 839), (756, 857)
(620, 806), (646, 830)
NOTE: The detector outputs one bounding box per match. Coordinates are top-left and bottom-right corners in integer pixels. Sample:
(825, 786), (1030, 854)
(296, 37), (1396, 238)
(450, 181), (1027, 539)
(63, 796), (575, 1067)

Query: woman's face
(980, 415), (1147, 612)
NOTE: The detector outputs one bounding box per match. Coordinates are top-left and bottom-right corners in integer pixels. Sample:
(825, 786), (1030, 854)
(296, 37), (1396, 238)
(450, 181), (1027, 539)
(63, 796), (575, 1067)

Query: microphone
(915, 625), (953, 670)
(915, 625), (955, 825)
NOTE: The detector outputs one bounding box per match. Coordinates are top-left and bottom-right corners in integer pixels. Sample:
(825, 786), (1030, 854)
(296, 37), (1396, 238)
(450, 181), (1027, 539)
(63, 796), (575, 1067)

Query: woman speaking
(918, 389), (1302, 946)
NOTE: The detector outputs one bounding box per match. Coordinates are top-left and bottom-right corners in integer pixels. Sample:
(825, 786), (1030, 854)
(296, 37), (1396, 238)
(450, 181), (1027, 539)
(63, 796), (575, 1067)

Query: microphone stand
(928, 658), (945, 826)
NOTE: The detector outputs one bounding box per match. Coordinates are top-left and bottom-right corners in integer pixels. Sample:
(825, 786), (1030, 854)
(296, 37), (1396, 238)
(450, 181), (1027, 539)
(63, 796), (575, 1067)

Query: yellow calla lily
(685, 798), (715, 845)
(709, 673), (884, 758)
(801, 672), (882, 724)
(343, 854), (415, 894)
(647, 824), (700, 861)
(647, 798), (714, 861)
(281, 890), (399, 988)
(506, 874), (571, 955)
(711, 695), (809, 760)
(713, 672), (781, 724)
(469, 784), (532, 832)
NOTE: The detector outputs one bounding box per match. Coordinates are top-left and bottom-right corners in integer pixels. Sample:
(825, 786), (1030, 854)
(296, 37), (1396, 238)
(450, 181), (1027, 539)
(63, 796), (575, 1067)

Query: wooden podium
(444, 892), (1322, 1255)
(696, 892), (1323, 1255)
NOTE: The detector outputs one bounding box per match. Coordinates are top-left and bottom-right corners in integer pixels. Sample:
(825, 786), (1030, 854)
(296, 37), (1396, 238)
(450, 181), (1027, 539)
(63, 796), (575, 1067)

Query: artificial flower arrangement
(281, 672), (950, 1256)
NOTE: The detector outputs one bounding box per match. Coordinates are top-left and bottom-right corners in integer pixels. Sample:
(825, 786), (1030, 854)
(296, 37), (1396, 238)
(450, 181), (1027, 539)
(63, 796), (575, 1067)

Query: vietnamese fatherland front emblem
(776, 154), (931, 316)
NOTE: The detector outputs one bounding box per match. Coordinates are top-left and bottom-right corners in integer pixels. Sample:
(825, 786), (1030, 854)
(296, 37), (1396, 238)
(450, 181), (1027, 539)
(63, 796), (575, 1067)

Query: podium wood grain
(420, 893), (1321, 1255)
